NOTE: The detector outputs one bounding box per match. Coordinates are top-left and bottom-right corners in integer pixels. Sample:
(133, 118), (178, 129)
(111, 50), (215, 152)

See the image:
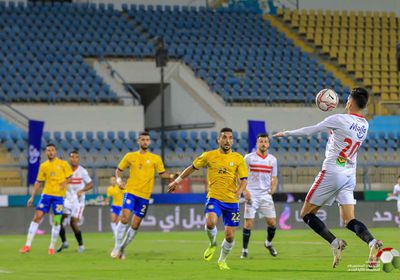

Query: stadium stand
(124, 4), (349, 103)
(278, 8), (400, 114)
(0, 2), (350, 104)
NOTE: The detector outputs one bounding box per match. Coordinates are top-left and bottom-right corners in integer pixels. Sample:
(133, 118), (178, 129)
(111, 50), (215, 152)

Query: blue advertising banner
(248, 120), (267, 152)
(27, 120), (44, 185)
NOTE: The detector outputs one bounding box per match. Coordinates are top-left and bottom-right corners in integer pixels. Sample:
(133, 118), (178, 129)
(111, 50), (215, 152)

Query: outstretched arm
(273, 115), (339, 137)
(167, 165), (197, 193)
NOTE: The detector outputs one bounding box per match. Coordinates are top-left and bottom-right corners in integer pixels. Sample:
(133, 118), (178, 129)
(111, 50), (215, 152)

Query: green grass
(1, 228), (399, 279)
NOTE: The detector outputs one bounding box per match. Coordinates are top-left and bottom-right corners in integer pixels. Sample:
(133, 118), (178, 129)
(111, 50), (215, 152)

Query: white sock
(111, 222), (117, 236)
(49, 225), (61, 249)
(205, 225), (217, 246)
(26, 221), (39, 246)
(218, 239), (235, 262)
(330, 238), (339, 249)
(121, 227), (137, 249)
(368, 239), (377, 248)
(115, 222), (128, 249)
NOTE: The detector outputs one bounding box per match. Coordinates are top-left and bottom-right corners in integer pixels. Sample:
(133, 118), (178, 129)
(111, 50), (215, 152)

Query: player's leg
(110, 206), (121, 240)
(260, 199), (278, 256)
(56, 214), (70, 253)
(119, 196), (148, 258)
(241, 218), (253, 258)
(203, 198), (221, 261)
(217, 202), (240, 270)
(20, 209), (45, 253)
(112, 193), (132, 256)
(265, 217), (278, 256)
(70, 217), (84, 252)
(241, 199), (257, 258)
(49, 197), (64, 255)
(338, 180), (382, 268)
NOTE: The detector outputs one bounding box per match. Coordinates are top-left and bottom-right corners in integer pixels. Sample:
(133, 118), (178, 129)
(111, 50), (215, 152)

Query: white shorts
(397, 200), (400, 212)
(63, 199), (85, 219)
(306, 170), (356, 206)
(244, 195), (276, 219)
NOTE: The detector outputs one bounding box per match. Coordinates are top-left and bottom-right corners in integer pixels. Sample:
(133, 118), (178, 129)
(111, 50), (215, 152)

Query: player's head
(68, 150), (80, 167)
(45, 144), (57, 160)
(346, 88), (369, 112)
(218, 127), (233, 152)
(137, 131), (151, 151)
(256, 133), (270, 153)
(110, 175), (116, 185)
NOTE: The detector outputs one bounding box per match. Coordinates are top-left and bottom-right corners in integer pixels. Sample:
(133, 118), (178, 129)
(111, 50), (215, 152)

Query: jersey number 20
(339, 138), (361, 160)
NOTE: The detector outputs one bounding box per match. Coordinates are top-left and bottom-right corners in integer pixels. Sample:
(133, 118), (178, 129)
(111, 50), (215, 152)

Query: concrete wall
(109, 60), (338, 133)
(13, 105), (144, 133)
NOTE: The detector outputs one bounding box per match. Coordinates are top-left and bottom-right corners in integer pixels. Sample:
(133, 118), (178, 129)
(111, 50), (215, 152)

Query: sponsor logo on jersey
(349, 123), (367, 139)
(336, 156), (346, 167)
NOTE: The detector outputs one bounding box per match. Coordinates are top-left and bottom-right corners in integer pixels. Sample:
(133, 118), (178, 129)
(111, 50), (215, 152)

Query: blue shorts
(110, 205), (122, 216)
(122, 193), (149, 218)
(204, 198), (240, 227)
(36, 194), (64, 215)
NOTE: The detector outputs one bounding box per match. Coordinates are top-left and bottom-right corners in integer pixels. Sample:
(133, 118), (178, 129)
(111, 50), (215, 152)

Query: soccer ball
(315, 89), (339, 111)
(378, 248), (400, 273)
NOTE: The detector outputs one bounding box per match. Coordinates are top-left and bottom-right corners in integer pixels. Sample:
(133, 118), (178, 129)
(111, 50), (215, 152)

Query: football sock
(26, 221), (39, 246)
(50, 225), (61, 249)
(111, 222), (117, 236)
(267, 226), (276, 243)
(242, 228), (251, 249)
(74, 231), (83, 246)
(121, 227), (137, 249)
(116, 222), (128, 249)
(205, 225), (217, 246)
(59, 225), (67, 243)
(218, 239), (235, 262)
(346, 219), (374, 244)
(303, 213), (336, 243)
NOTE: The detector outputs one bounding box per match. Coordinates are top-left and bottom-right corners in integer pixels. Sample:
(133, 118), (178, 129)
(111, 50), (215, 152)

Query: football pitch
(1, 228), (399, 280)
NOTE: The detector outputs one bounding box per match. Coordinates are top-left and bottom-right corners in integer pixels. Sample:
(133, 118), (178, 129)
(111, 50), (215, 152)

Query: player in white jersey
(274, 88), (382, 269)
(389, 175), (400, 217)
(57, 151), (92, 253)
(241, 133), (278, 259)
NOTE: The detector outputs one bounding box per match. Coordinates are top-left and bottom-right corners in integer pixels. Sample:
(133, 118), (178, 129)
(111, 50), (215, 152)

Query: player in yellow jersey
(111, 131), (178, 259)
(103, 175), (125, 248)
(168, 128), (248, 270)
(19, 144), (73, 255)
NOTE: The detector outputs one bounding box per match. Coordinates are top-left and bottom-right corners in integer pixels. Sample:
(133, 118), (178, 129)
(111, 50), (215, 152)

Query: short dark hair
(257, 133), (269, 139)
(219, 127), (233, 135)
(46, 143), (56, 149)
(69, 150), (79, 156)
(350, 88), (369, 109)
(138, 131), (150, 138)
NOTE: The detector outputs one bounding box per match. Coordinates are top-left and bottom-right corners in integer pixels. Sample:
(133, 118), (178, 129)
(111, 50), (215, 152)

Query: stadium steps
(269, 13), (377, 115)
(0, 146), (22, 187)
(267, 14), (359, 89)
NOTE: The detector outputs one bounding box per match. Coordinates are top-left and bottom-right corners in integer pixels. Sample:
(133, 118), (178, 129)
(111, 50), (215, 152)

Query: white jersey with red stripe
(66, 165), (92, 204)
(284, 113), (369, 176)
(244, 152), (278, 195)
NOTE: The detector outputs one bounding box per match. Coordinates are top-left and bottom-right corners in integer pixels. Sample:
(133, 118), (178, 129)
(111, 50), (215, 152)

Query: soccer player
(57, 150), (93, 253)
(103, 175), (125, 248)
(241, 133), (278, 259)
(273, 88), (383, 268)
(19, 144), (73, 255)
(111, 131), (178, 259)
(168, 128), (248, 270)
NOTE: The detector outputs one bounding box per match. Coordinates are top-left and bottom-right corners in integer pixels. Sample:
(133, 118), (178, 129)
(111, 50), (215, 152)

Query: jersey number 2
(339, 138), (360, 159)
